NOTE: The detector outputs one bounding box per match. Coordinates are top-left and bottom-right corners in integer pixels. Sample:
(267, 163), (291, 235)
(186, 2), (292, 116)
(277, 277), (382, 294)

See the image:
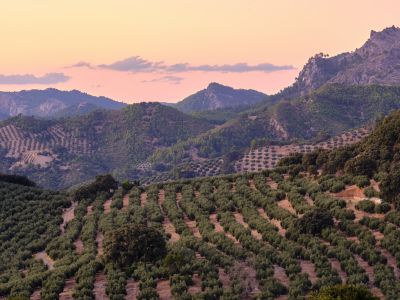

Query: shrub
(309, 284), (379, 300)
(103, 224), (166, 268)
(296, 208), (334, 235)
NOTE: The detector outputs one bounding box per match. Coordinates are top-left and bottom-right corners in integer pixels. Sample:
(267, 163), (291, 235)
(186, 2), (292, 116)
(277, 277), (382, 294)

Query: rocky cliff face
(286, 26), (400, 97)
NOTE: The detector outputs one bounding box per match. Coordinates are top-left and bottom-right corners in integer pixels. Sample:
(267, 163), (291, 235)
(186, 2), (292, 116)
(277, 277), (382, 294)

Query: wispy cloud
(0, 73), (70, 85)
(141, 75), (184, 85)
(65, 61), (95, 69)
(70, 56), (294, 74)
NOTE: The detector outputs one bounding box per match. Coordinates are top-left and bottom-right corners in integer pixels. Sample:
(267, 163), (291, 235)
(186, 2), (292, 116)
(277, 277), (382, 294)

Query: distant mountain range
(0, 88), (127, 120)
(170, 82), (267, 113)
(2, 26), (400, 188)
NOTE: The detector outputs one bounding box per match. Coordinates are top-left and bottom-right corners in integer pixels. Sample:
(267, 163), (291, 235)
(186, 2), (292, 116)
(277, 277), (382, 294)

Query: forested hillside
(150, 84), (400, 173)
(0, 102), (213, 189)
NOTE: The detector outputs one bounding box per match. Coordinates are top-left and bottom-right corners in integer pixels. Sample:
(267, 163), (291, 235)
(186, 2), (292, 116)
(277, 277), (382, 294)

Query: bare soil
(59, 277), (76, 300)
(103, 198), (112, 214)
(93, 272), (108, 300)
(125, 279), (139, 300)
(188, 274), (202, 295)
(277, 198), (296, 215)
(34, 251), (54, 270)
(159, 190), (180, 243)
(30, 289), (41, 300)
(156, 280), (172, 300)
(300, 260), (318, 284)
(209, 213), (240, 244)
(218, 268), (231, 289)
(74, 238), (84, 254)
(122, 195), (129, 210)
(96, 231), (104, 257)
(329, 258), (347, 283)
(140, 192), (147, 207)
(257, 208), (286, 236)
(273, 265), (290, 287)
(60, 201), (77, 234)
(233, 212), (262, 240)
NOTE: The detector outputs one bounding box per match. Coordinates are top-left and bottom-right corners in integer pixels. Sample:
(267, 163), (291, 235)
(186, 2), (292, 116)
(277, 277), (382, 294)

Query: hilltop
(172, 82), (267, 113)
(0, 88), (127, 119)
(279, 26), (400, 98)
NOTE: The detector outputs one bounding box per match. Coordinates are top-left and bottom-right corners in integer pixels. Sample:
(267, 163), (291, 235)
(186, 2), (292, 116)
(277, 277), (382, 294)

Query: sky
(1, 1), (400, 103)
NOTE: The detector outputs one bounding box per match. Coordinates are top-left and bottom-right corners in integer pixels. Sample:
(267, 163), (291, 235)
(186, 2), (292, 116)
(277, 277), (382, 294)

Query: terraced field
(235, 127), (371, 172)
(0, 124), (93, 169)
(2, 168), (399, 299)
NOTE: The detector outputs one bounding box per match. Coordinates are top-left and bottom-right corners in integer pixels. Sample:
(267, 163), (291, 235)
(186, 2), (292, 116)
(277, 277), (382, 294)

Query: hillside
(150, 84), (400, 175)
(2, 111), (400, 299)
(0, 102), (213, 188)
(279, 26), (400, 99)
(0, 88), (127, 119)
(172, 82), (267, 113)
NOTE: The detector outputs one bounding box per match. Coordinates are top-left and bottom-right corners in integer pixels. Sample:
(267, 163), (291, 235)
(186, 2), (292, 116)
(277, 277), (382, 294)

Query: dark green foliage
(103, 224), (167, 268)
(309, 284), (379, 300)
(296, 208), (334, 235)
(0, 174), (36, 187)
(74, 174), (118, 200)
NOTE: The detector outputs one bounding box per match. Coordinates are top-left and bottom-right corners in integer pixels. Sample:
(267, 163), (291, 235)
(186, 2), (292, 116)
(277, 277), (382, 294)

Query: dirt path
(304, 195), (314, 206)
(60, 201), (77, 234)
(273, 265), (289, 287)
(96, 231), (104, 257)
(159, 190), (180, 243)
(266, 178), (278, 190)
(370, 180), (380, 192)
(30, 289), (41, 300)
(122, 194), (129, 210)
(140, 192), (147, 207)
(74, 238), (84, 254)
(277, 198), (296, 215)
(156, 280), (172, 300)
(300, 260), (318, 284)
(103, 198), (113, 214)
(209, 213), (240, 244)
(125, 279), (139, 300)
(59, 277), (76, 300)
(34, 251), (54, 270)
(218, 268), (231, 289)
(329, 259), (347, 283)
(257, 208), (286, 236)
(93, 272), (108, 300)
(233, 212), (262, 240)
(188, 274), (202, 295)
(176, 193), (202, 238)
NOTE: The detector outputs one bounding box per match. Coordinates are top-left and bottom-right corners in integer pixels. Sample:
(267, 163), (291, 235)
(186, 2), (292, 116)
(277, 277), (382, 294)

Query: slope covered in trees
(0, 102), (213, 189)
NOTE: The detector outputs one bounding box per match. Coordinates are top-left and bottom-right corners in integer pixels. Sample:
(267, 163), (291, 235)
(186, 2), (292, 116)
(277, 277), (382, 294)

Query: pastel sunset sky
(1, 0), (399, 103)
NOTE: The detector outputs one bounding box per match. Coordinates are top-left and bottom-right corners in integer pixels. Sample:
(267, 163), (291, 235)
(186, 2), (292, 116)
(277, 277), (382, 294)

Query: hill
(172, 82), (267, 113)
(2, 110), (400, 299)
(0, 102), (213, 188)
(278, 26), (400, 99)
(150, 84), (400, 174)
(0, 88), (127, 119)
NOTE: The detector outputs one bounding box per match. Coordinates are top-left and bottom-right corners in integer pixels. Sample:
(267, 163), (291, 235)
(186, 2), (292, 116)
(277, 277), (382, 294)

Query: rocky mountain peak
(283, 26), (400, 97)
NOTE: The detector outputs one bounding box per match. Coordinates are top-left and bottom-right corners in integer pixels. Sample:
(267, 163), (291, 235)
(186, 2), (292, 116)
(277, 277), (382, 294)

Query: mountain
(173, 82), (267, 113)
(52, 102), (104, 118)
(0, 88), (127, 119)
(279, 26), (400, 98)
(0, 102), (213, 188)
(150, 84), (400, 170)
